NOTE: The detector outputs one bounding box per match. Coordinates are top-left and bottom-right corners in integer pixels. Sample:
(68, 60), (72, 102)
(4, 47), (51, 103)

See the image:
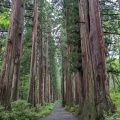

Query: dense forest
(0, 0), (120, 120)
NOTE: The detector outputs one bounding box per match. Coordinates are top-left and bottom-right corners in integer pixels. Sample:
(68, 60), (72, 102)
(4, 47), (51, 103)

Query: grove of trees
(0, 0), (120, 120)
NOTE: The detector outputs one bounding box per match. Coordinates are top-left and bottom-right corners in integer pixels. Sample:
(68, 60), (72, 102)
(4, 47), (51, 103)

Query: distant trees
(0, 0), (119, 119)
(100, 0), (120, 90)
(0, 0), (60, 108)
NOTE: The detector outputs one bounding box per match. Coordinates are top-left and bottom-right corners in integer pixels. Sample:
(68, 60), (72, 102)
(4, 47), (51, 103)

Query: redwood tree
(38, 0), (44, 106)
(38, 26), (44, 105)
(27, 0), (38, 107)
(79, 0), (114, 119)
(0, 0), (24, 107)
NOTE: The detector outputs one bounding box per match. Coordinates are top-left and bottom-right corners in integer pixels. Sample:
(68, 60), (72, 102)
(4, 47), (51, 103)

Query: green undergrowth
(104, 91), (120, 120)
(0, 100), (57, 120)
(35, 101), (57, 117)
(65, 105), (81, 116)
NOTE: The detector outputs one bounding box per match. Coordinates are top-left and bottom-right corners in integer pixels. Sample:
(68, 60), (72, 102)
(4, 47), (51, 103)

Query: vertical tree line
(0, 0), (119, 119)
(0, 0), (60, 108)
(60, 0), (116, 119)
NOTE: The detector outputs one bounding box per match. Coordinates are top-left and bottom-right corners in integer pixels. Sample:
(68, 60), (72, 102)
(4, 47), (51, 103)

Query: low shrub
(36, 102), (57, 117)
(0, 100), (57, 120)
(65, 105), (81, 116)
(0, 106), (14, 120)
(11, 100), (35, 120)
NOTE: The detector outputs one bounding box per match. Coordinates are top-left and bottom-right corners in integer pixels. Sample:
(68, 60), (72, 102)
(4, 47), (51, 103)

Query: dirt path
(37, 102), (79, 120)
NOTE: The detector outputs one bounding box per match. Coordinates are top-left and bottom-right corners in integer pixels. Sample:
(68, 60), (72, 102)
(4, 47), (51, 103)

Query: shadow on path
(37, 102), (79, 120)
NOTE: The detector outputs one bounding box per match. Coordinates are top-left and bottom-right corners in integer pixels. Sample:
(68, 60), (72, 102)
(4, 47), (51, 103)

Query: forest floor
(37, 102), (79, 120)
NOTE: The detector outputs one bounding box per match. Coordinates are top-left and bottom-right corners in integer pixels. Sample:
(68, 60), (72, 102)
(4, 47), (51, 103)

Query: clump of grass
(65, 106), (71, 111)
(35, 101), (57, 117)
(74, 107), (81, 116)
(65, 105), (81, 116)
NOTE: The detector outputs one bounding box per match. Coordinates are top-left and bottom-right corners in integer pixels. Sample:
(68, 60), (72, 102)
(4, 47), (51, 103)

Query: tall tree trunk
(42, 37), (45, 105)
(0, 0), (24, 107)
(75, 72), (80, 105)
(11, 0), (25, 102)
(79, 0), (114, 119)
(72, 73), (76, 104)
(38, 28), (44, 105)
(112, 74), (116, 89)
(38, 0), (44, 106)
(45, 38), (49, 103)
(27, 0), (38, 107)
(48, 74), (51, 102)
(62, 51), (66, 106)
(64, 12), (70, 105)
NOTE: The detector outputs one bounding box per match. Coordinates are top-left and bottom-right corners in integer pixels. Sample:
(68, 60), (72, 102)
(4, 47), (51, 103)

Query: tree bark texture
(11, 0), (25, 102)
(27, 0), (38, 107)
(0, 0), (24, 107)
(38, 28), (44, 105)
(44, 38), (49, 103)
(62, 51), (66, 106)
(79, 0), (114, 119)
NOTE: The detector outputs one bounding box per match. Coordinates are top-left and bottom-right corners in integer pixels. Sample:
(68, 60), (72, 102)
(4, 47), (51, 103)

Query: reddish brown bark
(79, 0), (113, 119)
(38, 28), (44, 105)
(11, 0), (25, 102)
(62, 51), (66, 106)
(51, 84), (53, 102)
(27, 0), (38, 107)
(75, 72), (80, 104)
(72, 74), (76, 104)
(48, 74), (51, 103)
(44, 38), (49, 103)
(0, 0), (24, 107)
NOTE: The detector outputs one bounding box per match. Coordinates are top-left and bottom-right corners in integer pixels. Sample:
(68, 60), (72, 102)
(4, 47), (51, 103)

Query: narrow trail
(37, 102), (79, 120)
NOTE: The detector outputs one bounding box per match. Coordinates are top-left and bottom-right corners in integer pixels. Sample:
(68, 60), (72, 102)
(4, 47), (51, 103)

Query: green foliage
(0, 101), (57, 120)
(61, 0), (82, 73)
(0, 7), (10, 30)
(65, 105), (71, 111)
(19, 74), (30, 99)
(65, 105), (81, 116)
(106, 58), (120, 76)
(104, 92), (120, 120)
(36, 102), (56, 117)
(106, 58), (120, 91)
(0, 100), (35, 120)
(0, 106), (14, 120)
(0, 61), (2, 71)
(100, 0), (120, 91)
(74, 108), (81, 116)
(11, 100), (35, 120)
(110, 92), (120, 109)
(105, 112), (120, 120)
